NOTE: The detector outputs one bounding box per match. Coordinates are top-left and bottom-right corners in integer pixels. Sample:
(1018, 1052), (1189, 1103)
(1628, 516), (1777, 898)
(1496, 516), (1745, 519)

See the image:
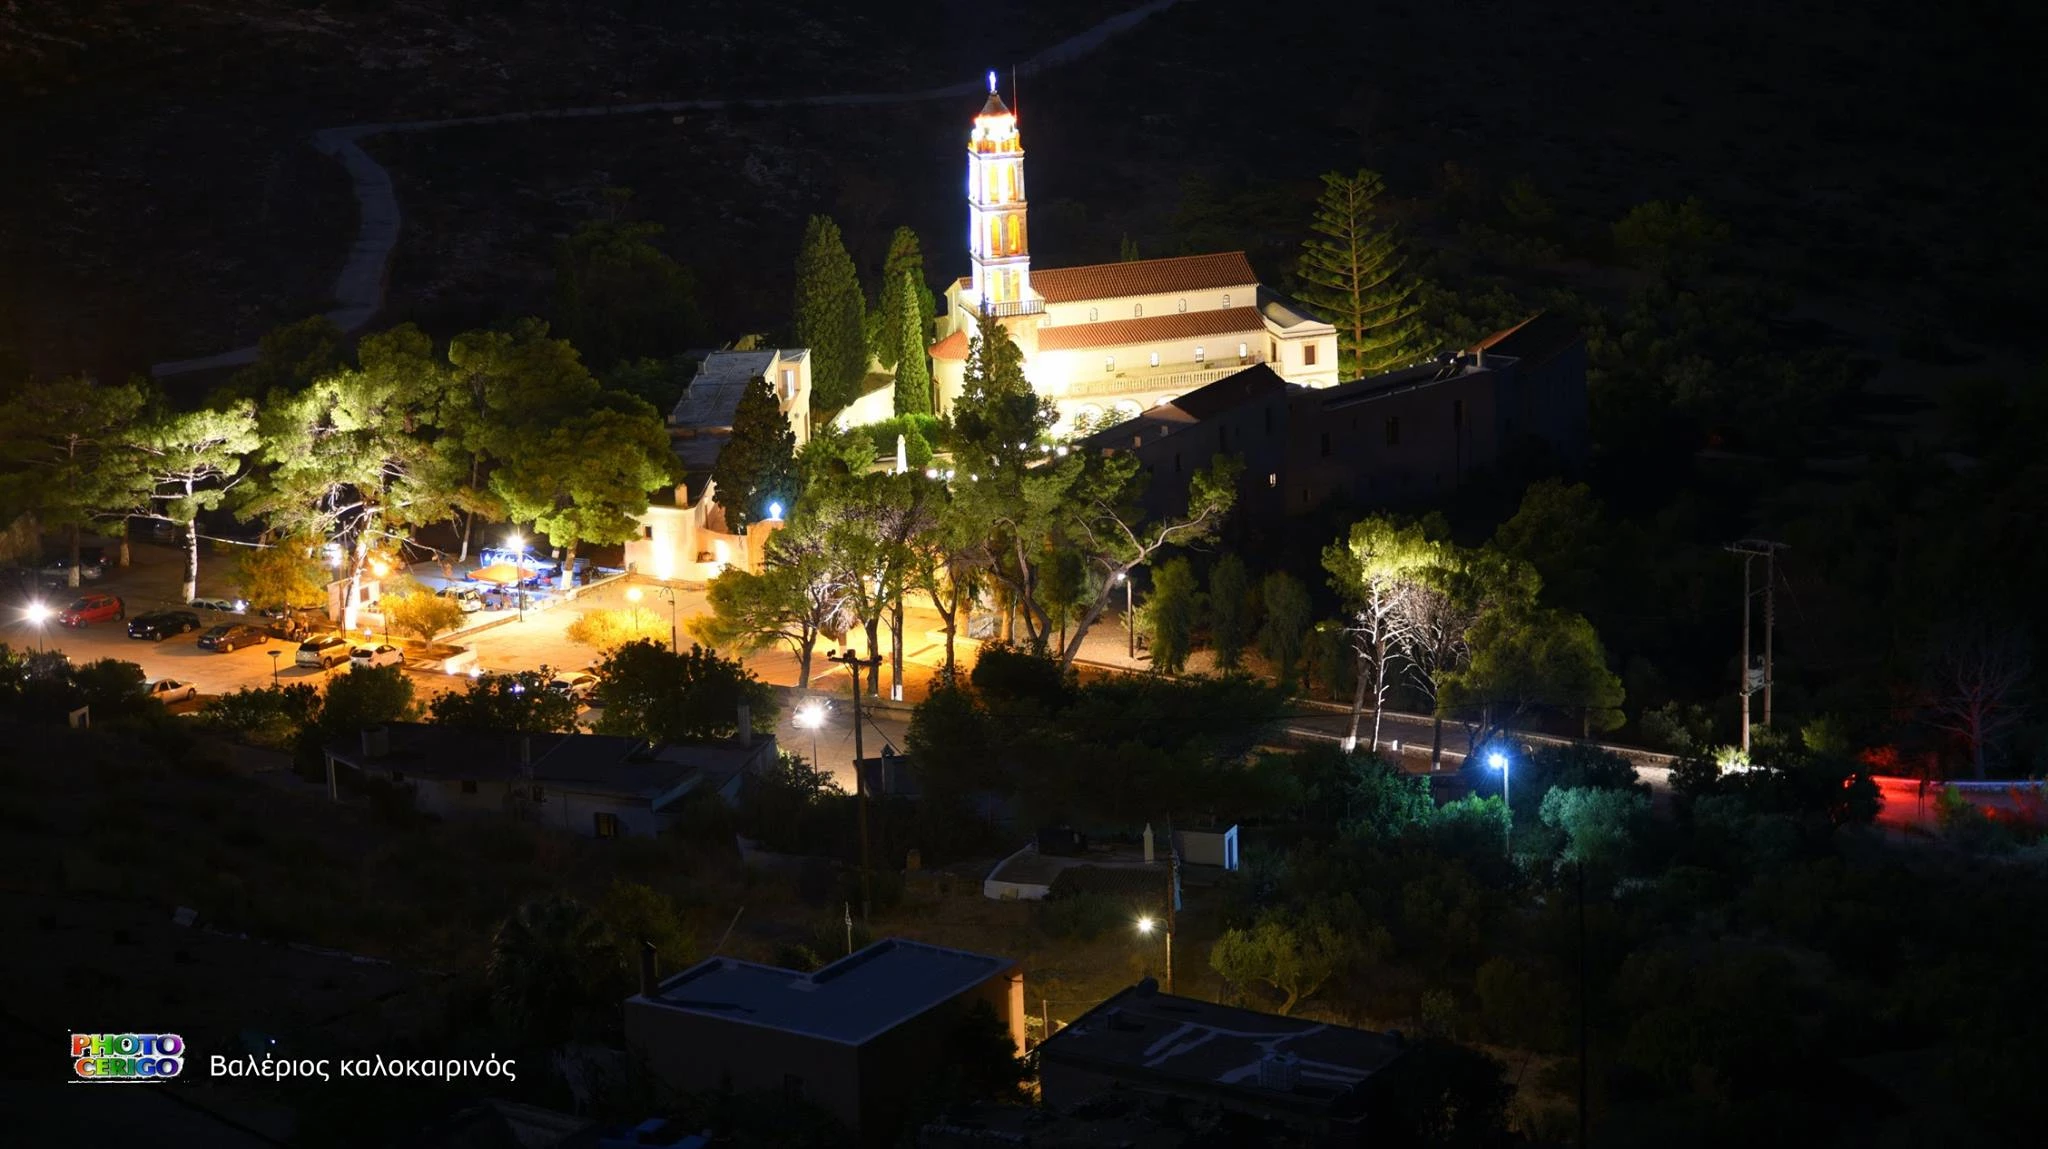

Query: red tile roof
(1035, 306), (1265, 353)
(930, 328), (971, 360)
(1030, 252), (1258, 304)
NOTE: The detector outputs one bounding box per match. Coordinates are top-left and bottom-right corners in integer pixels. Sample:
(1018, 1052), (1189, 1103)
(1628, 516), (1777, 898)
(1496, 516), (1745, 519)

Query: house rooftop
(1035, 306), (1265, 353)
(326, 722), (769, 802)
(1031, 251), (1259, 304)
(1040, 982), (1407, 1120)
(669, 348), (802, 428)
(638, 938), (1015, 1046)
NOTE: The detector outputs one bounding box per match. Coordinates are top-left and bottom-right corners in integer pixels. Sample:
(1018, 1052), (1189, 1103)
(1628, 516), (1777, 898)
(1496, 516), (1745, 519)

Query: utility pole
(1726, 540), (1787, 755)
(830, 647), (883, 923)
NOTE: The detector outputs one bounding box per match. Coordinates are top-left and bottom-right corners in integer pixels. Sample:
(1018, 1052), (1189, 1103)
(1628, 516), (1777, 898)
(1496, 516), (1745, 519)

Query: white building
(930, 76), (1339, 432)
(625, 348), (808, 584)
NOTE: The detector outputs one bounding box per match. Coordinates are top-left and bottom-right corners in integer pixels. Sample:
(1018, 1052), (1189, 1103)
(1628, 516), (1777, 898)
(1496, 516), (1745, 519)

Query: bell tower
(965, 71), (1031, 313)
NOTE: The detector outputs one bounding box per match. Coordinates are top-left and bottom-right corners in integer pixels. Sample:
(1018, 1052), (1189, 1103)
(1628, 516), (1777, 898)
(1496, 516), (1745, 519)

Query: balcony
(981, 298), (1046, 318)
(1064, 363), (1246, 398)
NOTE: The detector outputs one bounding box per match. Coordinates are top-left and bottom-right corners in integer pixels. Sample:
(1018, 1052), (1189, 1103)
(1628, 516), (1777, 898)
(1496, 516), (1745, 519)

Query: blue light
(768, 501), (784, 520)
(1487, 751), (1508, 771)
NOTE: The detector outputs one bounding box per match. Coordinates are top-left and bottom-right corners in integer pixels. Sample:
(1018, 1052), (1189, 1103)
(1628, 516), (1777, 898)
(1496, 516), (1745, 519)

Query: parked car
(141, 679), (198, 704)
(349, 644), (405, 670)
(57, 594), (124, 627)
(437, 586), (484, 614)
(198, 623), (268, 653)
(295, 635), (351, 669)
(547, 670), (596, 699)
(189, 596), (248, 614)
(127, 610), (202, 641)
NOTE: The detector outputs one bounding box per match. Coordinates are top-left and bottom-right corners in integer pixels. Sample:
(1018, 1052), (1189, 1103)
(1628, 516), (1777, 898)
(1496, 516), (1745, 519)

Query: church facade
(930, 78), (1339, 433)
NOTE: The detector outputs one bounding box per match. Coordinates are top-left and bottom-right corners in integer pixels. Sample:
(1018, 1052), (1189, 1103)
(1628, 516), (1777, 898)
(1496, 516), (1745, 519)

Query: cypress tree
(893, 272), (932, 416)
(793, 215), (867, 415)
(1295, 169), (1433, 377)
(711, 375), (797, 531)
(875, 227), (934, 371)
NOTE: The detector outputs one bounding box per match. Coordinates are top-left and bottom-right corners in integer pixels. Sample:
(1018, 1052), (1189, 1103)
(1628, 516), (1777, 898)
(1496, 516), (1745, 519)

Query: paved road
(152, 0), (1189, 376)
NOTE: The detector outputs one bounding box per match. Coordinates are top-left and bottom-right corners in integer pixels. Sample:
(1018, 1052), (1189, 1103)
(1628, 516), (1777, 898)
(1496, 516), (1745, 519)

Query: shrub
(1035, 892), (1128, 941)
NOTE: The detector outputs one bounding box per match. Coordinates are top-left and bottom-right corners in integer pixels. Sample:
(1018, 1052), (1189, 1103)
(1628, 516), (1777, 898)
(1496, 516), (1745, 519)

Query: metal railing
(981, 297), (1045, 318)
(1064, 363), (1246, 398)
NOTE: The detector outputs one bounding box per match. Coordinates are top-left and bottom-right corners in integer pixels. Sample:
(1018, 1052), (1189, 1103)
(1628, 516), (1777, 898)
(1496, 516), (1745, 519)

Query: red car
(58, 594), (125, 627)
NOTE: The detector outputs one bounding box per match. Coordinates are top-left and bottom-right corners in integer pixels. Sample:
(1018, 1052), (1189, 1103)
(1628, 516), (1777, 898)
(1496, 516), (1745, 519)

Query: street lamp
(795, 701), (827, 767)
(1117, 570), (1135, 660)
(1136, 915), (1173, 993)
(626, 584), (678, 650)
(268, 649), (282, 685)
(1488, 749), (1512, 858)
(508, 533), (527, 622)
(768, 500), (784, 521)
(24, 602), (51, 653)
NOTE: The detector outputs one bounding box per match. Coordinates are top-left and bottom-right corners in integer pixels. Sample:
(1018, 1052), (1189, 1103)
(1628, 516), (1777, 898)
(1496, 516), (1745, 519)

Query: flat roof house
(1036, 980), (1408, 1143)
(323, 722), (776, 839)
(626, 939), (1026, 1143)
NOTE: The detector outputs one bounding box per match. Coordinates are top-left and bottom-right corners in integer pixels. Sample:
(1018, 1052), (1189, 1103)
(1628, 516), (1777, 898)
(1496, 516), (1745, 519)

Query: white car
(189, 597), (247, 613)
(437, 587), (484, 614)
(350, 644), (405, 669)
(548, 670), (596, 698)
(142, 679), (198, 704)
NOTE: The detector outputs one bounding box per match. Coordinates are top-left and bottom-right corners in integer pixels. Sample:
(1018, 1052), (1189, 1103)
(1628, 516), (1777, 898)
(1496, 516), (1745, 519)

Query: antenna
(1012, 65), (1018, 118)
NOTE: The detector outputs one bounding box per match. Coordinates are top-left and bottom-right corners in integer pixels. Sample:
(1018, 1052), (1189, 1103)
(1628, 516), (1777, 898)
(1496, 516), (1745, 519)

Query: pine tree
(711, 375), (798, 532)
(1295, 170), (1434, 377)
(875, 227), (934, 371)
(793, 215), (867, 415)
(893, 272), (932, 416)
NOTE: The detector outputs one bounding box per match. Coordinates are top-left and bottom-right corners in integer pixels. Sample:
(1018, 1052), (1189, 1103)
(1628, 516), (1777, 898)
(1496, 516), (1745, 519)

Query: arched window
(1194, 345), (1206, 363)
(1177, 298), (1188, 313)
(1237, 342), (1249, 361)
(1149, 352), (1160, 367)
(1133, 304), (1143, 318)
(1104, 355), (1116, 373)
(1088, 307), (1099, 322)
(1222, 293), (1231, 308)
(1003, 215), (1020, 255)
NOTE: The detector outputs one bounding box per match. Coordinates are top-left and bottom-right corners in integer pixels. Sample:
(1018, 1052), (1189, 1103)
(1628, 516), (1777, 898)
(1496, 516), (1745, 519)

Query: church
(929, 76), (1340, 433)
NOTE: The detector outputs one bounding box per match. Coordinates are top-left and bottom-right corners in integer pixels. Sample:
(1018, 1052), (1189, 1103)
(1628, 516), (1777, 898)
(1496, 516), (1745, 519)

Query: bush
(1035, 892), (1129, 941)
(566, 606), (672, 651)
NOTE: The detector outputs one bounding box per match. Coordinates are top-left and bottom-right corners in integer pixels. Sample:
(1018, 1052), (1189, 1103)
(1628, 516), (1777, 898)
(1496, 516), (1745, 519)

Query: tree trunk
(863, 615), (882, 695)
(340, 536), (369, 632)
(796, 638), (814, 690)
(183, 518), (200, 604)
(458, 510), (473, 564)
(889, 593), (905, 701)
(1369, 637), (1387, 756)
(67, 522), (81, 588)
(1431, 713), (1445, 771)
(563, 539), (579, 589)
(1344, 646), (1369, 753)
(118, 520), (131, 568)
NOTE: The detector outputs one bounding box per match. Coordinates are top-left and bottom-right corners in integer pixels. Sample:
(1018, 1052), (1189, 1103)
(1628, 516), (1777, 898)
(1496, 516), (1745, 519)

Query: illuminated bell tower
(966, 71), (1031, 313)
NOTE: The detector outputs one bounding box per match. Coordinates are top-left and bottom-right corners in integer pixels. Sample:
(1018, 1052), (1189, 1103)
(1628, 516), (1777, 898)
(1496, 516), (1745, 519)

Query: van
(295, 635), (350, 669)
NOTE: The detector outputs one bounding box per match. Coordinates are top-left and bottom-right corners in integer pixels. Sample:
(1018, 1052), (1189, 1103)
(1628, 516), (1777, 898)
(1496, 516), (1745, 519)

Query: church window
(1003, 215), (1020, 255)
(1133, 304), (1143, 318)
(1088, 307), (1098, 321)
(1194, 345), (1205, 363)
(1385, 417), (1401, 446)
(1177, 298), (1188, 313)
(1149, 352), (1160, 367)
(1222, 294), (1231, 307)
(1104, 356), (1115, 373)
(1238, 342), (1249, 361)
(1303, 343), (1318, 367)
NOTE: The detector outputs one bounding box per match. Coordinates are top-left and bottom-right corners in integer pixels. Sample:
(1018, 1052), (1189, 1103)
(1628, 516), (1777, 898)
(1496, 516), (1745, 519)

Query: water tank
(1259, 1050), (1301, 1092)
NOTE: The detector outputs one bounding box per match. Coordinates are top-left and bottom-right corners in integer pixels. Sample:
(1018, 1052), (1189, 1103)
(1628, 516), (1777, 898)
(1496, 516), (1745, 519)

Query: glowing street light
(24, 601), (51, 653)
(626, 584), (679, 650)
(1116, 570), (1135, 660)
(795, 701), (827, 767)
(1488, 749), (1512, 858)
(768, 501), (784, 521)
(1136, 915), (1173, 993)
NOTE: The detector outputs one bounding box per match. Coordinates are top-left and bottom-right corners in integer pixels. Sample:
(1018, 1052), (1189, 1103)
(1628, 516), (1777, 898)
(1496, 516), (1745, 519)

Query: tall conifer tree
(711, 375), (798, 531)
(875, 227), (935, 371)
(1295, 170), (1433, 376)
(793, 215), (867, 415)
(892, 272), (932, 416)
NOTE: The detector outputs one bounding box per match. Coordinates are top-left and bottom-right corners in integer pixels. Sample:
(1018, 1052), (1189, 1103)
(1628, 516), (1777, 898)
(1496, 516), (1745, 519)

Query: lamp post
(268, 649), (282, 685)
(1488, 749), (1512, 858)
(627, 585), (678, 650)
(795, 701), (827, 768)
(828, 648), (883, 923)
(1117, 570), (1135, 660)
(508, 533), (527, 622)
(1136, 915), (1173, 994)
(24, 602), (51, 653)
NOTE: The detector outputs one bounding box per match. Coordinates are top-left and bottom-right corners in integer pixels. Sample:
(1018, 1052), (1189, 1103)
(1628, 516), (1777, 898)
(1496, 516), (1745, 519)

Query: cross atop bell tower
(965, 71), (1031, 314)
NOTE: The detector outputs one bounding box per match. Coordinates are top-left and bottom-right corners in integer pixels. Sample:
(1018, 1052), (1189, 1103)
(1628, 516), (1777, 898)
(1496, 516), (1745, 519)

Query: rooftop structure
(638, 939), (1013, 1046)
(1037, 980), (1407, 1139)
